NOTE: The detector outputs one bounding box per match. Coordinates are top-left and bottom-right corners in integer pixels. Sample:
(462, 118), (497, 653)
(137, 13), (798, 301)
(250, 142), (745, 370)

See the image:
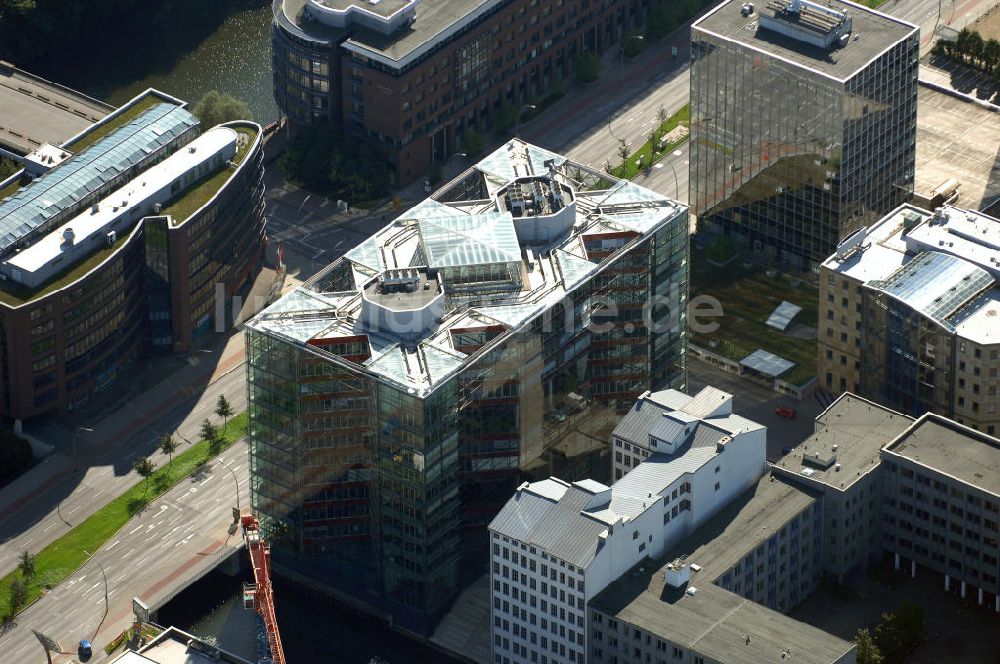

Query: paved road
(520, 0), (997, 206)
(0, 350), (247, 580)
(0, 441), (248, 664)
(2, 0), (997, 658)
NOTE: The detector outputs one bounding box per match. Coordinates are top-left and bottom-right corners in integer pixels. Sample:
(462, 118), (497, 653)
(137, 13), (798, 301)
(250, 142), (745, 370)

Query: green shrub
(574, 52), (601, 84)
(279, 124), (389, 203)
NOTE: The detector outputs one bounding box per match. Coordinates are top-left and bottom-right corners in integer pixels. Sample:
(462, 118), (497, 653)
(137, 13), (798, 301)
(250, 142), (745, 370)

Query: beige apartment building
(818, 204), (1000, 436)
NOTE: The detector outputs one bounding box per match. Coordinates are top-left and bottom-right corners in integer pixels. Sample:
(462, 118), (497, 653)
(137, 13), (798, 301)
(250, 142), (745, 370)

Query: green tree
(0, 0), (36, 22)
(574, 52), (601, 84)
(494, 103), (518, 134)
(215, 395), (234, 429)
(159, 434), (179, 467)
(623, 33), (646, 59)
(192, 90), (252, 127)
(983, 38), (1000, 73)
(855, 629), (884, 664)
(8, 578), (27, 615)
(464, 130), (485, 157)
(200, 419), (219, 445)
(955, 27), (972, 55)
(279, 123), (388, 202)
(133, 457), (156, 494)
(873, 603), (924, 663)
(17, 550), (35, 582)
(967, 30), (985, 65)
(617, 140), (631, 165)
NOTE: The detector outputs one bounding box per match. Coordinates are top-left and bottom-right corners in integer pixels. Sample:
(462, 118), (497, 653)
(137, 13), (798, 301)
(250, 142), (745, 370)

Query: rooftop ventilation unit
(665, 560), (691, 588)
(834, 226), (868, 260)
(760, 0), (853, 50)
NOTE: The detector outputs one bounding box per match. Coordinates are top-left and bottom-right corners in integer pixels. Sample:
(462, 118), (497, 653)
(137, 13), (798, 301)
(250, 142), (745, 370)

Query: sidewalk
(0, 330), (248, 569)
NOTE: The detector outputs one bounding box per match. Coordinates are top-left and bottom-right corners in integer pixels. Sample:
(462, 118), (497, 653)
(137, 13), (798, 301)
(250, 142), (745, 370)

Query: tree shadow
(189, 463), (212, 483)
(153, 474), (170, 492)
(127, 497), (148, 516)
(927, 51), (1000, 103)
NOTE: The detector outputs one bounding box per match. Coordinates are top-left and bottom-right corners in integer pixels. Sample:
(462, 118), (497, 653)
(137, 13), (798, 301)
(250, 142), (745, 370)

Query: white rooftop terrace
(2, 127), (237, 287)
(952, 289), (1000, 346)
(823, 203), (1000, 283)
(249, 139), (687, 396)
(905, 205), (1000, 279)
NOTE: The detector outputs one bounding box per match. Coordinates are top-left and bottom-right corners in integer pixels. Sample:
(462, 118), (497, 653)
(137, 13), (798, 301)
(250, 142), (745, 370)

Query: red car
(775, 406), (797, 419)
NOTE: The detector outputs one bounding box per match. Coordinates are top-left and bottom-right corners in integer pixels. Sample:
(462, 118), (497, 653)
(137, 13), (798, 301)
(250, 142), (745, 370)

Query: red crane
(241, 514), (287, 664)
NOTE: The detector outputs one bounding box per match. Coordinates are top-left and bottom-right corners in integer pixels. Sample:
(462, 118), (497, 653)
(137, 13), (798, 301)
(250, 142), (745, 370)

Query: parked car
(79, 639), (93, 661)
(774, 406), (796, 420)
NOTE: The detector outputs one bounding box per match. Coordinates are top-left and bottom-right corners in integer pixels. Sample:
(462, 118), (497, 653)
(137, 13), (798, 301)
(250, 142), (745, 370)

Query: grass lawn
(0, 174), (23, 204)
(689, 245), (819, 386)
(611, 104), (690, 180)
(64, 95), (163, 153)
(0, 412), (247, 620)
(160, 127), (258, 224)
(0, 221), (141, 307)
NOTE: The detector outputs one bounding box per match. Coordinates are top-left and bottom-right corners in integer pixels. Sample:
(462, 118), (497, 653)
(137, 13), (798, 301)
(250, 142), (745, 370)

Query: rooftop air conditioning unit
(106, 230), (117, 246)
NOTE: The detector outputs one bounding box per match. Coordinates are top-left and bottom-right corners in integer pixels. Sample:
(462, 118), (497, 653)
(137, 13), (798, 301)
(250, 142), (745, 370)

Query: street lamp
(217, 455), (241, 513)
(83, 550), (109, 634)
(514, 104), (537, 138)
(662, 157), (680, 200)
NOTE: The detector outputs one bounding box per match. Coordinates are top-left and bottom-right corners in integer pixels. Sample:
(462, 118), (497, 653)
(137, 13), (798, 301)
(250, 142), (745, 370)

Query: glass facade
(246, 157), (689, 632)
(859, 252), (994, 420)
(690, 24), (917, 269)
(860, 291), (955, 420)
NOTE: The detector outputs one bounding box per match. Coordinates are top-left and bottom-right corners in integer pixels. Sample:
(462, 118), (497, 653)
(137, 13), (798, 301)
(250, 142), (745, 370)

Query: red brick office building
(272, 0), (650, 185)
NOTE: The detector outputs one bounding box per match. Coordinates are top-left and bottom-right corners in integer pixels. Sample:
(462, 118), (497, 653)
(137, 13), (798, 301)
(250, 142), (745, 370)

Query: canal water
(27, 0), (278, 123)
(29, 3), (457, 660)
(157, 569), (461, 664)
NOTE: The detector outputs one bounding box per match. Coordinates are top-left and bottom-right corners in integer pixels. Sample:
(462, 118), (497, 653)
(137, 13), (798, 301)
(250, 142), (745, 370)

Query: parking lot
(914, 80), (1000, 210)
(687, 359), (826, 462)
(923, 52), (1000, 104)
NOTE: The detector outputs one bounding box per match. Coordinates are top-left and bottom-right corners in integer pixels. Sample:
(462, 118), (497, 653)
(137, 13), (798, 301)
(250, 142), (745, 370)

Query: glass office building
(691, 0), (919, 269)
(245, 140), (689, 632)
